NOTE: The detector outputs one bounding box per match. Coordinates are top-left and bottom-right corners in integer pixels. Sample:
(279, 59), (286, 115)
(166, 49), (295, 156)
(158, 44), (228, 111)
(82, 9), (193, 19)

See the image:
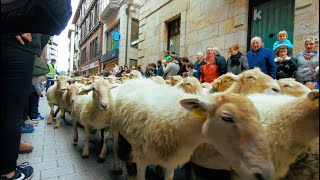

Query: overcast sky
(56, 0), (80, 72)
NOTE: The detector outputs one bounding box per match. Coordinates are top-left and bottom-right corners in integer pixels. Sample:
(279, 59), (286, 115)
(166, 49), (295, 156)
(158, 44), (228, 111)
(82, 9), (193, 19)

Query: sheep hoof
(97, 157), (105, 163)
(113, 169), (123, 175)
(81, 155), (89, 159)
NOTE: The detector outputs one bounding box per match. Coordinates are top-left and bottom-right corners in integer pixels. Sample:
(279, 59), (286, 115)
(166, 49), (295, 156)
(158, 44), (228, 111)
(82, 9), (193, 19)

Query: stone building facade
(138, 0), (319, 66)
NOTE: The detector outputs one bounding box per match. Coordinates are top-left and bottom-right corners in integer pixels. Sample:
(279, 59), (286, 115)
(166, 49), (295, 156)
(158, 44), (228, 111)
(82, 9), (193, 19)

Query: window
(129, 59), (138, 68)
(168, 18), (181, 55)
(106, 24), (120, 52)
(94, 3), (99, 24)
(90, 37), (99, 59)
(81, 48), (86, 65)
(131, 19), (139, 48)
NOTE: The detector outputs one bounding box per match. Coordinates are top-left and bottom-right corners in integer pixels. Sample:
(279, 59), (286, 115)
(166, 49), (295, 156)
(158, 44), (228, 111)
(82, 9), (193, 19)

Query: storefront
(100, 49), (119, 72)
(80, 60), (100, 76)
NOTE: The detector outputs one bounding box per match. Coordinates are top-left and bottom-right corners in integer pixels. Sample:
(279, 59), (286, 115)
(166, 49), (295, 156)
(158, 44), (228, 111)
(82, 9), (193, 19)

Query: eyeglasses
(305, 43), (315, 46)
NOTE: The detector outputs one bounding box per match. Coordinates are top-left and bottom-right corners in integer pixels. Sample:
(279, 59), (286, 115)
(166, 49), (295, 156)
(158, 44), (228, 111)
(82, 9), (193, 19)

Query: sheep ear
(308, 90), (319, 101)
(180, 98), (208, 119)
(209, 87), (216, 93)
(78, 85), (93, 95)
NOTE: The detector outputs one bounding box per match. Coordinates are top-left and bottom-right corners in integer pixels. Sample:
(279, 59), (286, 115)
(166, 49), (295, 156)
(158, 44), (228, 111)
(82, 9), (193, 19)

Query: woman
(116, 66), (124, 77)
(295, 36), (319, 88)
(226, 43), (249, 75)
(274, 45), (297, 80)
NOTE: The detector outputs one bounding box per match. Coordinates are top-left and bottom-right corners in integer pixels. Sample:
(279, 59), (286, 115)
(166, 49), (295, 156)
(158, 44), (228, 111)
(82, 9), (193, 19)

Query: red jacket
(200, 56), (219, 83)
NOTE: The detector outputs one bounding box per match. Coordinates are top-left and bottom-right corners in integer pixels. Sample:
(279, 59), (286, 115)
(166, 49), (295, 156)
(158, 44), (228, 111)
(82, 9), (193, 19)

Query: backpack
(33, 56), (49, 76)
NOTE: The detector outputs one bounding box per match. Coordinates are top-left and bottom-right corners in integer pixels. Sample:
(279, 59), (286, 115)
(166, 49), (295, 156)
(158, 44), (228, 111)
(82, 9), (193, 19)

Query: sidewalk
(18, 96), (127, 180)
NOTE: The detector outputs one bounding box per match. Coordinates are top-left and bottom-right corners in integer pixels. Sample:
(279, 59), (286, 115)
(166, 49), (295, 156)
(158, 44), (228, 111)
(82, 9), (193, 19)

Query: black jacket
(215, 54), (227, 76)
(1, 0), (72, 35)
(275, 58), (297, 80)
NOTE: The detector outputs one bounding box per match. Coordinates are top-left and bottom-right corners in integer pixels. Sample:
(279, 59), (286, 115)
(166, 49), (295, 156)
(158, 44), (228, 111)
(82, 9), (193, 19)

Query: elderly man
(194, 52), (206, 80)
(200, 46), (225, 83)
(246, 36), (276, 79)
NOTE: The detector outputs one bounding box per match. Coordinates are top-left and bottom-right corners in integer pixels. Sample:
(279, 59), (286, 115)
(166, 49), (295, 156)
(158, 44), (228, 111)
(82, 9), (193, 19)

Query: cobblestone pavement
(18, 96), (230, 180)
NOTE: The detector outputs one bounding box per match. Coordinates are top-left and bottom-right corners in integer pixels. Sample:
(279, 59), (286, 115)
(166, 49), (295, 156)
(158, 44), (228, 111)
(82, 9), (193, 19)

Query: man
(246, 36), (276, 79)
(194, 52), (206, 80)
(212, 47), (227, 75)
(200, 47), (224, 83)
(46, 59), (58, 92)
(162, 52), (180, 80)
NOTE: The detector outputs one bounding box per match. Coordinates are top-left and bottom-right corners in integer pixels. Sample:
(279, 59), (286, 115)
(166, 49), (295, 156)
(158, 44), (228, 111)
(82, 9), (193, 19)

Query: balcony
(100, 0), (120, 20)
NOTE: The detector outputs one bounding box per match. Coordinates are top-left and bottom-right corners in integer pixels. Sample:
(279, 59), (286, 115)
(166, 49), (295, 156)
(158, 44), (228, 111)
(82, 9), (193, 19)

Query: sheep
(151, 76), (167, 85)
(277, 78), (311, 97)
(174, 77), (203, 94)
(111, 78), (274, 180)
(210, 73), (239, 93)
(224, 68), (281, 94)
(72, 78), (114, 161)
(53, 84), (80, 129)
(191, 91), (319, 180)
(166, 75), (183, 86)
(46, 76), (68, 125)
(202, 82), (212, 94)
(129, 70), (143, 79)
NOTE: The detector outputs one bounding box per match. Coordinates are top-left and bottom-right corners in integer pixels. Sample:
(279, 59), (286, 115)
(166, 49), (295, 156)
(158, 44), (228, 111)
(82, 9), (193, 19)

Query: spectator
(226, 43), (249, 75)
(194, 52), (206, 80)
(295, 36), (319, 88)
(186, 62), (199, 79)
(246, 36), (276, 79)
(212, 47), (227, 75)
(103, 68), (111, 77)
(162, 52), (180, 80)
(124, 65), (131, 74)
(156, 60), (164, 77)
(272, 30), (293, 52)
(113, 63), (119, 74)
(131, 66), (136, 70)
(274, 45), (297, 80)
(164, 50), (171, 60)
(116, 66), (124, 77)
(200, 47), (220, 83)
(178, 57), (189, 75)
(136, 65), (144, 75)
(29, 76), (45, 120)
(46, 58), (58, 92)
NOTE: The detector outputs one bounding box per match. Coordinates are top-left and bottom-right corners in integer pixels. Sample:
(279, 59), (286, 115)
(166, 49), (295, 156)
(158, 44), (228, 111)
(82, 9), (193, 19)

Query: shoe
(1, 162), (34, 180)
(24, 119), (38, 125)
(32, 115), (45, 121)
(19, 142), (33, 154)
(20, 125), (35, 134)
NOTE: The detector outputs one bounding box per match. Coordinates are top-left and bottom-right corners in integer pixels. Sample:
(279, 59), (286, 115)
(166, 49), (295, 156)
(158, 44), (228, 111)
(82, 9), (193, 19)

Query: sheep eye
(222, 115), (234, 123)
(186, 83), (191, 86)
(282, 84), (290, 87)
(175, 80), (179, 82)
(247, 76), (255, 79)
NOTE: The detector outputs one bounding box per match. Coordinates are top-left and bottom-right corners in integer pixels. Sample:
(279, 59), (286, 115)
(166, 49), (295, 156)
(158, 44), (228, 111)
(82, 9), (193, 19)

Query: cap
(196, 52), (203, 56)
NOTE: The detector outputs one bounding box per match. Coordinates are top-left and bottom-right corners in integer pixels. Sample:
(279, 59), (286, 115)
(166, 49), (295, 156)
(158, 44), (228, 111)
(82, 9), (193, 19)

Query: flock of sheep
(45, 69), (319, 180)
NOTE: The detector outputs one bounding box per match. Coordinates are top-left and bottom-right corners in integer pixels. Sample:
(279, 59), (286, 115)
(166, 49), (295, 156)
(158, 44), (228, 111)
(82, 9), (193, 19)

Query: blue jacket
(273, 39), (293, 52)
(246, 48), (277, 79)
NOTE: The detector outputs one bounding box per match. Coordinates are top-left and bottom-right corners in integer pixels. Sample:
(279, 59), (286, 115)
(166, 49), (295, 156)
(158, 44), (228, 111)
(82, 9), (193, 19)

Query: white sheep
(46, 76), (68, 125)
(191, 91), (319, 180)
(174, 77), (203, 94)
(72, 78), (114, 161)
(277, 78), (311, 97)
(54, 84), (80, 129)
(111, 78), (274, 180)
(151, 76), (167, 85)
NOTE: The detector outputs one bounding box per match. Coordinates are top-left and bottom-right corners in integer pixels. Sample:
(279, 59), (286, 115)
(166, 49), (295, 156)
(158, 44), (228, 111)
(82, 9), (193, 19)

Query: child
(273, 30), (293, 52)
(182, 72), (188, 78)
(274, 45), (297, 80)
(186, 62), (199, 79)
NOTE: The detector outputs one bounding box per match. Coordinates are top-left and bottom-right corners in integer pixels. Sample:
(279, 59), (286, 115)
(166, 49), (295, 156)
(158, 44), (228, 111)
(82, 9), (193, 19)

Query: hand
(15, 33), (32, 45)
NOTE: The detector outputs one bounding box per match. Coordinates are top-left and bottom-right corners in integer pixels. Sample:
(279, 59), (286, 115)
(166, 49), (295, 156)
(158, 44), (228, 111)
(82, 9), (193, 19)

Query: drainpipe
(125, 1), (131, 65)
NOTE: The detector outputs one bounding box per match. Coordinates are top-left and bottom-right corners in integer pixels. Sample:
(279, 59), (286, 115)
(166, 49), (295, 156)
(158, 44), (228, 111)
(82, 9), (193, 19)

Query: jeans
(0, 40), (35, 174)
(28, 92), (40, 119)
(46, 77), (53, 92)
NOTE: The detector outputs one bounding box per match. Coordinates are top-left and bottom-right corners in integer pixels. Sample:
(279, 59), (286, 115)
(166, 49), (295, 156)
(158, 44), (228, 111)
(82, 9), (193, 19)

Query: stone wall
(138, 0), (319, 67)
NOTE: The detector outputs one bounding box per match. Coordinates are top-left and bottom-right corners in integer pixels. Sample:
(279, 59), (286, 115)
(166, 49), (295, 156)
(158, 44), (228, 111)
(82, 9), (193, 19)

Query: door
(250, 0), (295, 51)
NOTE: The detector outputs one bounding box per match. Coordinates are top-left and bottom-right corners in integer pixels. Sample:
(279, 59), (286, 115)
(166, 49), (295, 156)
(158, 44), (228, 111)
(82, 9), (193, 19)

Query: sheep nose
(70, 99), (74, 103)
(254, 173), (265, 180)
(101, 104), (108, 109)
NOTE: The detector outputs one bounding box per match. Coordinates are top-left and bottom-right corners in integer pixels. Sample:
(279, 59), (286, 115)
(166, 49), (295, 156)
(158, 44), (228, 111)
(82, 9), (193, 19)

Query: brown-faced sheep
(166, 75), (183, 86)
(174, 77), (203, 94)
(111, 78), (274, 180)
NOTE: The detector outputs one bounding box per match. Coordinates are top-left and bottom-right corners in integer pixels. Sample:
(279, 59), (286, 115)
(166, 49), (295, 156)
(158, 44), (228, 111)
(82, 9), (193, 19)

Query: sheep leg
(47, 105), (54, 125)
(72, 118), (78, 144)
(54, 108), (65, 129)
(82, 126), (90, 159)
(112, 131), (123, 175)
(98, 128), (110, 163)
(136, 162), (147, 180)
(53, 106), (60, 118)
(164, 168), (174, 180)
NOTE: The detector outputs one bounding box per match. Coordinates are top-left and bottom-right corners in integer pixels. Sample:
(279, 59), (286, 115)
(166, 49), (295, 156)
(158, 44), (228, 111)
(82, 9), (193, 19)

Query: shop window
(168, 18), (180, 55)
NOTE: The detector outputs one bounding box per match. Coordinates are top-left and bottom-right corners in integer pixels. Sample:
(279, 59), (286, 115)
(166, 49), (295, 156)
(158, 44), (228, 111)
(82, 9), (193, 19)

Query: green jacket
(47, 63), (56, 78)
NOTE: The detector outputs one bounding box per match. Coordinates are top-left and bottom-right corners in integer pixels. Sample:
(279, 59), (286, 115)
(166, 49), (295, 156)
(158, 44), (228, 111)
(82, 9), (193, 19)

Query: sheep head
(175, 77), (202, 94)
(151, 76), (167, 85)
(88, 78), (112, 111)
(180, 93), (274, 180)
(277, 78), (311, 97)
(52, 76), (68, 91)
(210, 73), (239, 93)
(166, 75), (183, 86)
(107, 75), (117, 84)
(226, 68), (281, 95)
(66, 84), (80, 103)
(129, 70), (143, 79)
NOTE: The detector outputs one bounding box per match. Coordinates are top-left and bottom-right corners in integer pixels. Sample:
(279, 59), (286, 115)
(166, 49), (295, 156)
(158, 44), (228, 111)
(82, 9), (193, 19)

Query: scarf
(274, 56), (290, 63)
(303, 50), (317, 60)
(230, 52), (242, 66)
